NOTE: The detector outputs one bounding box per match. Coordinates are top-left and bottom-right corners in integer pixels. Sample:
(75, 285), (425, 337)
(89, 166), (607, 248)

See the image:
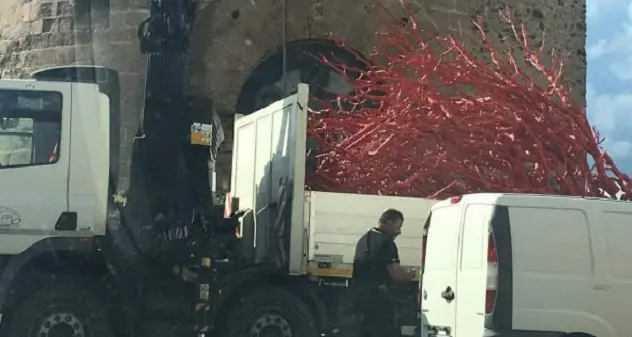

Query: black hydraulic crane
(132, 1), (245, 335)
(137, 0), (206, 228)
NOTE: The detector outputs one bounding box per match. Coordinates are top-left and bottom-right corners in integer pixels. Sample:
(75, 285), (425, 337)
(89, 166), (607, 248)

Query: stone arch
(187, 0), (427, 116)
(186, 0), (586, 189)
(235, 38), (371, 114)
(188, 0), (585, 116)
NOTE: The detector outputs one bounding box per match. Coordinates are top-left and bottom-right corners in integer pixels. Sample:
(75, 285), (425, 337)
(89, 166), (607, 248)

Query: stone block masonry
(0, 0), (586, 194)
(0, 0), (149, 191)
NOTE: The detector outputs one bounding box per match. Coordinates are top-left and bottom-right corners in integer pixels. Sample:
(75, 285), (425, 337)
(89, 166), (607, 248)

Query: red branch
(306, 3), (632, 200)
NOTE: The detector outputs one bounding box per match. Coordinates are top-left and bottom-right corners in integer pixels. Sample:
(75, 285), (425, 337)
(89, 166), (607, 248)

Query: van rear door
(421, 198), (463, 336)
(455, 203), (494, 337)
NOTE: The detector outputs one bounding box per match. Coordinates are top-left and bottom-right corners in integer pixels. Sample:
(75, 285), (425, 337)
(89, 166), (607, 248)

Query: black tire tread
(5, 273), (114, 337)
(224, 286), (318, 337)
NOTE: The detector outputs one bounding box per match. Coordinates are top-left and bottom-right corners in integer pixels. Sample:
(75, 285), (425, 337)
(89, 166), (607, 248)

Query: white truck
(0, 66), (434, 337)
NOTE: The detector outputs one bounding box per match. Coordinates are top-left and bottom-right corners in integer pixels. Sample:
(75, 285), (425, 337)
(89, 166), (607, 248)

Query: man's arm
(384, 240), (414, 282)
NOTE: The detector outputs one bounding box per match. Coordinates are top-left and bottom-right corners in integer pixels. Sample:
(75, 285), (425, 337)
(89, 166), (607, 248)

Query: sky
(587, 0), (632, 174)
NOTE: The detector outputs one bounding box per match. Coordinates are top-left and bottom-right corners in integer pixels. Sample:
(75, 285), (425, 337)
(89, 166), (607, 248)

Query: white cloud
(608, 56), (632, 80)
(585, 0), (632, 163)
(587, 0), (627, 18)
(586, 85), (632, 159)
(603, 139), (632, 158)
(602, 6), (632, 80)
(587, 1), (632, 61)
(587, 84), (632, 131)
(587, 39), (607, 59)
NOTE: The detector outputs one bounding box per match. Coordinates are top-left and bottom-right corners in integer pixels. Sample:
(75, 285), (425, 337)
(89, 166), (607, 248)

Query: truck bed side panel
(230, 85), (308, 271)
(307, 191), (435, 273)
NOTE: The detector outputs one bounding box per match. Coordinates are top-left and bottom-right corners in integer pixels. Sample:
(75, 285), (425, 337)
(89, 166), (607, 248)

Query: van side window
(603, 211), (632, 278)
(0, 90), (62, 168)
(509, 207), (591, 275)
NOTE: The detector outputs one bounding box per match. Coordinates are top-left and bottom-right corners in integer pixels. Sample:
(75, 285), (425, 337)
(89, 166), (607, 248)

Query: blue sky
(587, 0), (632, 174)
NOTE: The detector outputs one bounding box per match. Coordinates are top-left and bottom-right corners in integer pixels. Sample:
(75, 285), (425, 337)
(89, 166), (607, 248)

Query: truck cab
(0, 67), (113, 252)
(0, 66), (128, 337)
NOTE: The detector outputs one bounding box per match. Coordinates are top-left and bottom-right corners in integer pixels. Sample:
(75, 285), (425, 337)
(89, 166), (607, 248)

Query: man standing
(352, 209), (415, 337)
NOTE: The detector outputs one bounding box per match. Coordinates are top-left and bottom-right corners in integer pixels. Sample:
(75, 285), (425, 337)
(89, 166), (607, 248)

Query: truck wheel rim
(249, 314), (291, 337)
(37, 311), (86, 337)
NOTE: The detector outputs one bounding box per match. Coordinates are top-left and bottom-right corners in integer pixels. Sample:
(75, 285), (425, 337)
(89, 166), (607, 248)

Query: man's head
(378, 209), (404, 238)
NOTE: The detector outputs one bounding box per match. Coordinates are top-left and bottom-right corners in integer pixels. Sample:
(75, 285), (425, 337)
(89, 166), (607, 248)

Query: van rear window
(424, 206), (459, 270)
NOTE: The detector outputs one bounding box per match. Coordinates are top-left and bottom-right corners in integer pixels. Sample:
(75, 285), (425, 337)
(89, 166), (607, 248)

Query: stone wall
(189, 0), (586, 190)
(189, 0), (585, 107)
(0, 0), (586, 192)
(0, 0), (149, 190)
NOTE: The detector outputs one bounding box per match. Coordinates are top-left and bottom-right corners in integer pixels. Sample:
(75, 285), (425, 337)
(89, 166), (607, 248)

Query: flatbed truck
(0, 73), (433, 337)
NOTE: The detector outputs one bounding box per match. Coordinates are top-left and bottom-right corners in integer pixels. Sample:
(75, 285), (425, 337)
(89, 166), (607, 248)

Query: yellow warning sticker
(190, 123), (213, 146)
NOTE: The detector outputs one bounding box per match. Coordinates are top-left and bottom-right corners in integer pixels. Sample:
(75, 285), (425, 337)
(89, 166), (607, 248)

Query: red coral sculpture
(306, 4), (632, 200)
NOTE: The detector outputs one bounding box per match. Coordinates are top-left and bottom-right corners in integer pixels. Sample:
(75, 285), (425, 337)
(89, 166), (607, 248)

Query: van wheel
(5, 274), (114, 337)
(224, 287), (318, 337)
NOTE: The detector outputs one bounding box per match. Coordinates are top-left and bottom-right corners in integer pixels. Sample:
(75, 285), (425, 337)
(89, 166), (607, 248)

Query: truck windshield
(0, 90), (62, 168)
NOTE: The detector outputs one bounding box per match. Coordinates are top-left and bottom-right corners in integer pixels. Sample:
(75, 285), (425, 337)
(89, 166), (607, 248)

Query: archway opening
(235, 38), (370, 114)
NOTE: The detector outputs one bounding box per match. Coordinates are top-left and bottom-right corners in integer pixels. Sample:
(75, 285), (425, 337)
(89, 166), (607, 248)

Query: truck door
(421, 198), (463, 337)
(455, 203), (494, 337)
(0, 82), (71, 254)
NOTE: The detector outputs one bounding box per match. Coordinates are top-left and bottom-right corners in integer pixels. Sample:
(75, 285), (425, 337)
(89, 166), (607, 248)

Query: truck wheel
(5, 274), (114, 337)
(225, 287), (318, 337)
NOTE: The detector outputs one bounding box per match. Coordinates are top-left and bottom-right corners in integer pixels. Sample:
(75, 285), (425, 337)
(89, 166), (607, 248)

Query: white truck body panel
(0, 79), (109, 255)
(68, 83), (110, 236)
(305, 191), (434, 277)
(231, 83), (434, 278)
(422, 193), (632, 337)
(231, 84), (308, 273)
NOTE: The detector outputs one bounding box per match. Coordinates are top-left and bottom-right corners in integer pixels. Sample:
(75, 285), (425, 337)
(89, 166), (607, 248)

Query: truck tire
(225, 287), (318, 337)
(5, 274), (114, 337)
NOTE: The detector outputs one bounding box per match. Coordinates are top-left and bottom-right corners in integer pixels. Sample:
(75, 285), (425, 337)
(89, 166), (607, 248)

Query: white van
(420, 193), (632, 337)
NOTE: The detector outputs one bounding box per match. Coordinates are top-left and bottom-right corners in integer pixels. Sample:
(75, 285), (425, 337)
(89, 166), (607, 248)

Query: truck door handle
(441, 286), (455, 302)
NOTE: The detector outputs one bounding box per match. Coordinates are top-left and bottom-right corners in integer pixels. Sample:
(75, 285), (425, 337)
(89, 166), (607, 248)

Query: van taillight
(419, 230), (428, 306)
(486, 231), (498, 314)
(421, 232), (428, 265)
(450, 196), (462, 204)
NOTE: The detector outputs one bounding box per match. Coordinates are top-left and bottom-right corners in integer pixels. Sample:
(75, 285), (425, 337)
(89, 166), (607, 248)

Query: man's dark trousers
(355, 290), (400, 337)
